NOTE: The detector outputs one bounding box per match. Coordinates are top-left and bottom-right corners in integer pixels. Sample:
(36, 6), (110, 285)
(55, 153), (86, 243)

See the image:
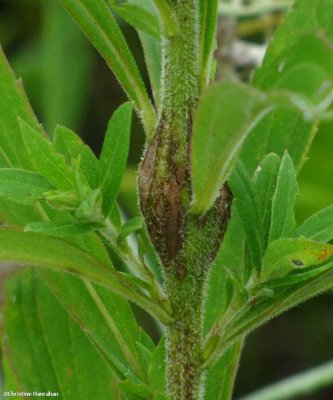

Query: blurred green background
(0, 0), (333, 398)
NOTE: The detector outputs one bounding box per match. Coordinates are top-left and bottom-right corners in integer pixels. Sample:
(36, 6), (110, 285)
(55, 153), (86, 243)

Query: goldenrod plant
(1, 1), (333, 399)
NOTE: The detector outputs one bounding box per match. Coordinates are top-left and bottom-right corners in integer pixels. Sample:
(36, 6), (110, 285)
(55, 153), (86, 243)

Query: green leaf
(0, 227), (118, 283)
(148, 337), (166, 395)
(0, 227), (133, 297)
(0, 228), (173, 324)
(229, 162), (262, 269)
(42, 270), (149, 382)
(0, 198), (40, 227)
(3, 268), (122, 400)
(98, 102), (133, 215)
(258, 35), (333, 102)
(139, 31), (161, 107)
(117, 216), (144, 244)
(109, 1), (160, 39)
(254, 153), (281, 249)
(54, 124), (98, 188)
(204, 340), (242, 400)
(199, 0), (218, 87)
(75, 188), (103, 222)
(254, 0), (333, 82)
(0, 168), (53, 205)
(119, 380), (151, 399)
(44, 190), (81, 211)
(240, 0), (333, 174)
(129, 0), (162, 107)
(239, 107), (314, 177)
(25, 220), (102, 237)
(19, 119), (75, 191)
(151, 0), (179, 37)
(58, 0), (156, 136)
(0, 47), (41, 169)
(204, 209), (246, 333)
(0, 48), (45, 224)
(38, 229), (152, 382)
(135, 329), (154, 373)
(54, 125), (84, 161)
(216, 262), (333, 362)
(261, 238), (333, 281)
(192, 32), (333, 214)
(268, 152), (298, 242)
(191, 81), (268, 214)
(263, 261), (333, 289)
(297, 205), (333, 243)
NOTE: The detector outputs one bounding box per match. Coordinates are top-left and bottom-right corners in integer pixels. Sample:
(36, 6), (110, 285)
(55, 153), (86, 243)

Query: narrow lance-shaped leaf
(229, 161), (262, 269)
(0, 228), (121, 285)
(20, 119), (75, 191)
(0, 47), (41, 169)
(192, 33), (333, 214)
(98, 102), (133, 216)
(109, 1), (160, 39)
(0, 48), (47, 224)
(148, 337), (167, 396)
(258, 35), (333, 108)
(191, 81), (269, 214)
(25, 220), (103, 237)
(110, 0), (162, 107)
(54, 124), (98, 188)
(204, 208), (246, 334)
(199, 0), (218, 87)
(117, 216), (144, 244)
(240, 0), (333, 173)
(261, 238), (333, 281)
(297, 205), (333, 243)
(204, 340), (243, 400)
(263, 262), (333, 290)
(254, 0), (333, 83)
(151, 0), (180, 37)
(58, 0), (156, 136)
(254, 153), (281, 249)
(268, 152), (298, 242)
(0, 169), (53, 205)
(0, 228), (173, 324)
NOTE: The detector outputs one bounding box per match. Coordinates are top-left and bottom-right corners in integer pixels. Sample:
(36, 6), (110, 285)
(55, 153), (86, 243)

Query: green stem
(165, 271), (204, 400)
(239, 360), (333, 400)
(161, 0), (199, 132)
(159, 2), (202, 399)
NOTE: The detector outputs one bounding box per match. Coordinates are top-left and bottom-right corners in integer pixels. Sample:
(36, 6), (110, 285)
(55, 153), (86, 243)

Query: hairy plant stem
(165, 270), (204, 400)
(139, 1), (232, 398)
(139, 1), (202, 398)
